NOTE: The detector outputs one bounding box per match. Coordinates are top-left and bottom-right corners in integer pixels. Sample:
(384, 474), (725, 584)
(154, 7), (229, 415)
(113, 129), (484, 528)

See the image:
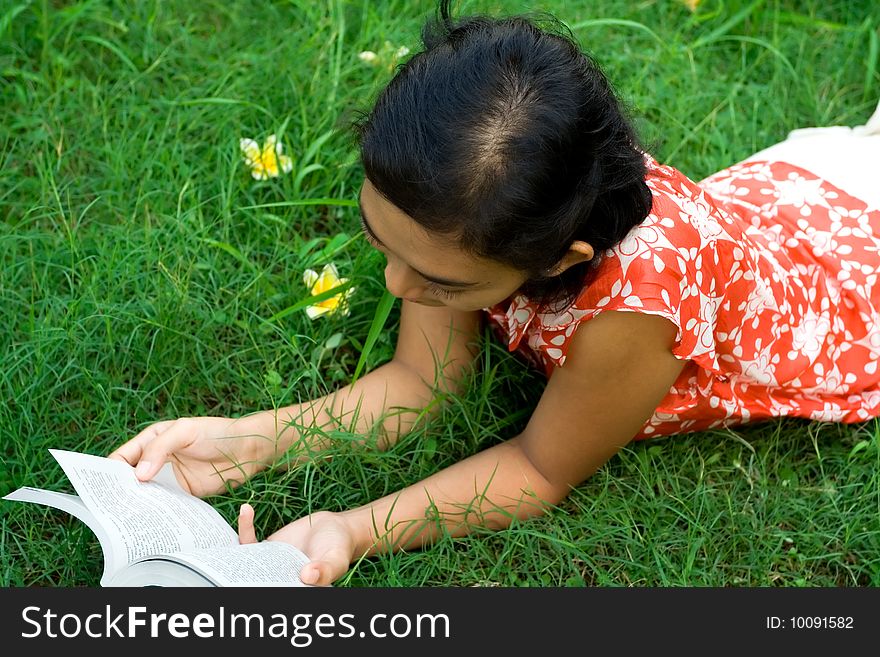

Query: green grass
(2, 0), (879, 587)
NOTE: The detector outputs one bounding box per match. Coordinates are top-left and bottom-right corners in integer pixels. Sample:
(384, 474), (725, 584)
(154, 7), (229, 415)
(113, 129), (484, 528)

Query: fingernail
(301, 569), (319, 585)
(135, 461), (151, 479)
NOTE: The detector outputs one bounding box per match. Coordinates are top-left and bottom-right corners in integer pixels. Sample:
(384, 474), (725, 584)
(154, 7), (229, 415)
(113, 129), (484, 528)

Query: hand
(237, 504), (358, 587)
(109, 416), (275, 497)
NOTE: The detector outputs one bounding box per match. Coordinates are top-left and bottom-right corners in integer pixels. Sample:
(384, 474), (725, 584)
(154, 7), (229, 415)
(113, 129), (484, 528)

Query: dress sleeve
(576, 256), (685, 347)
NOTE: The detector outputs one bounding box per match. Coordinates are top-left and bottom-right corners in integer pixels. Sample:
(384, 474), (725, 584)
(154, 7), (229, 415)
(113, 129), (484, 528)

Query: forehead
(358, 180), (515, 283)
(358, 179), (458, 246)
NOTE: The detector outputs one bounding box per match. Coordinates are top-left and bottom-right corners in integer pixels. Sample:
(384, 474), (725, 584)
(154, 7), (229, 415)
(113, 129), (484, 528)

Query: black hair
(355, 0), (652, 305)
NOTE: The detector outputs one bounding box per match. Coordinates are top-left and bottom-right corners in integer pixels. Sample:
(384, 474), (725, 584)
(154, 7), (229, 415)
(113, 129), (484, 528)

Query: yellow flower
(303, 263), (354, 319)
(357, 43), (410, 68)
(358, 50), (379, 65)
(681, 0), (701, 11)
(239, 134), (293, 180)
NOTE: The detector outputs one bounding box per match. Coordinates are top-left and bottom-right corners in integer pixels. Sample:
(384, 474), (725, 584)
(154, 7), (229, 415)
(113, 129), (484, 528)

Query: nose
(384, 259), (423, 299)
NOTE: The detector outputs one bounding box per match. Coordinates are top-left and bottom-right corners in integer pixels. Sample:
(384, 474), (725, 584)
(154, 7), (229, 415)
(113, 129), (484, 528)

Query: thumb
(237, 503), (258, 544)
(299, 546), (350, 586)
(134, 459), (159, 482)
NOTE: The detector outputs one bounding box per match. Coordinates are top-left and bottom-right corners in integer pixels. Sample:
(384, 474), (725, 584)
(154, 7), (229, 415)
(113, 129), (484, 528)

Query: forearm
(341, 436), (570, 558)
(240, 360), (443, 462)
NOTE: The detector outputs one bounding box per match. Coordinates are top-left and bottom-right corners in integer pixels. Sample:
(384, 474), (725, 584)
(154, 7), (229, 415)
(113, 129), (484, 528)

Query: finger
(238, 503), (258, 544)
(134, 420), (200, 481)
(108, 420), (176, 467)
(299, 547), (351, 587)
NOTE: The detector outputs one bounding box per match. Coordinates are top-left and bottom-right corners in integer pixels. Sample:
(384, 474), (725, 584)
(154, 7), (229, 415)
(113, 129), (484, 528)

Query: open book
(3, 449), (312, 587)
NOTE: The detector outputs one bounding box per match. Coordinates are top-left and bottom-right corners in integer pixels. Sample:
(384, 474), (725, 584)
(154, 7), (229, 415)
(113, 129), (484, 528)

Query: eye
(424, 281), (462, 299)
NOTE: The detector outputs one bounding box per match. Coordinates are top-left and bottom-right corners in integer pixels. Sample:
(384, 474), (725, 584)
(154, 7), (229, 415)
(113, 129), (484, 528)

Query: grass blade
(694, 35), (797, 78)
(79, 35), (139, 73)
(201, 238), (256, 271)
(691, 0), (765, 50)
(567, 18), (665, 48)
(864, 24), (879, 102)
(0, 3), (28, 41)
(237, 198), (357, 211)
(351, 289), (395, 383)
(265, 282), (354, 323)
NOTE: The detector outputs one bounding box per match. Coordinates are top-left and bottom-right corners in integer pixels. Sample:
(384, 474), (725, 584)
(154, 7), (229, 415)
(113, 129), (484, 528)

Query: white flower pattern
(484, 155), (880, 439)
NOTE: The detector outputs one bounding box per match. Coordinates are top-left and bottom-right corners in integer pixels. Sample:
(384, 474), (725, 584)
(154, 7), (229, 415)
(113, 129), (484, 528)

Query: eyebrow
(357, 196), (480, 289)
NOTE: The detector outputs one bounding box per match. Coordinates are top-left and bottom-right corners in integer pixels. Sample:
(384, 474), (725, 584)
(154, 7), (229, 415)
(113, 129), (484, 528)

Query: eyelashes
(360, 224), (382, 248)
(424, 281), (462, 299)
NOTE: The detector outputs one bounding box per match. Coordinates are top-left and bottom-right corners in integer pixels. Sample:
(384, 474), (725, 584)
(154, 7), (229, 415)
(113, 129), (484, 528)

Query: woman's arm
(110, 300), (481, 495)
(246, 309), (688, 584)
(246, 300), (482, 458)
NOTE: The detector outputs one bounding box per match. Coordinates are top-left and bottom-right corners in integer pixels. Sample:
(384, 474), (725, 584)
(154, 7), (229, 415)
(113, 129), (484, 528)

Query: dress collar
(485, 292), (539, 352)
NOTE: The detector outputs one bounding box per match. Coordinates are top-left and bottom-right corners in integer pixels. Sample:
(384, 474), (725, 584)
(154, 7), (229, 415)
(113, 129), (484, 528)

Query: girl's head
(355, 0), (652, 311)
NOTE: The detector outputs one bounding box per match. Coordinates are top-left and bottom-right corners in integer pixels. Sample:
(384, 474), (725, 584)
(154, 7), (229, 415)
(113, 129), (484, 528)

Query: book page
(155, 541), (313, 586)
(48, 449), (238, 573)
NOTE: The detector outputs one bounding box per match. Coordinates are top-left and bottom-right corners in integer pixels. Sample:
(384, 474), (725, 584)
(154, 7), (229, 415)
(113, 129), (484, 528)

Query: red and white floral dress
(484, 134), (880, 440)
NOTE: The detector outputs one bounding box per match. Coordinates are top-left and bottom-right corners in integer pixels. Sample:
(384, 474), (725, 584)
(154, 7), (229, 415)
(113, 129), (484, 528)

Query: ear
(545, 240), (594, 277)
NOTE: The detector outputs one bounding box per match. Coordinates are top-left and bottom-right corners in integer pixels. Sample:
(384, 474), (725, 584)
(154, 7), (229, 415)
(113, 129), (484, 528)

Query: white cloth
(743, 99), (880, 208)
